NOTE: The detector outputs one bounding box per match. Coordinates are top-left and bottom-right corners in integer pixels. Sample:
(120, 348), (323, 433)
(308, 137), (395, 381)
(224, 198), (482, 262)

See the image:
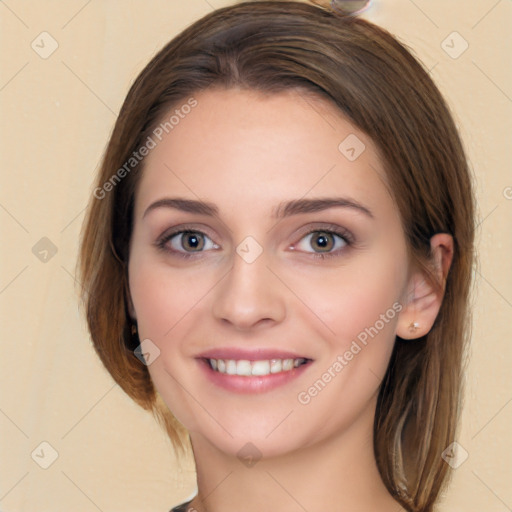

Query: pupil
(184, 233), (203, 251)
(317, 235), (328, 247)
(313, 232), (333, 252)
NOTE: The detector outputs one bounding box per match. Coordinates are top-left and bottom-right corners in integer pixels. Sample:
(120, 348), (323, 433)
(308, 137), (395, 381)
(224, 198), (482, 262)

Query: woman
(78, 2), (475, 511)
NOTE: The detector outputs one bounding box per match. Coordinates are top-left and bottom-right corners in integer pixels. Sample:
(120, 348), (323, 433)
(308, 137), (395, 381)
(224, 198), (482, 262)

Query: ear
(396, 233), (454, 340)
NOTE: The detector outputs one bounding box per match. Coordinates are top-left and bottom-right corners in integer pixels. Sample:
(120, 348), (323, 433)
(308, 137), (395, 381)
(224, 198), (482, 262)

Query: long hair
(78, 2), (475, 510)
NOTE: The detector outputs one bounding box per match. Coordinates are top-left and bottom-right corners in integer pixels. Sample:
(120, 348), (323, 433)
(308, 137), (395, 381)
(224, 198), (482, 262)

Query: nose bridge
(212, 248), (286, 329)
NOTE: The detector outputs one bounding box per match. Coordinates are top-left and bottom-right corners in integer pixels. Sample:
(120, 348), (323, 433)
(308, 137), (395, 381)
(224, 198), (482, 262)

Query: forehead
(134, 88), (394, 221)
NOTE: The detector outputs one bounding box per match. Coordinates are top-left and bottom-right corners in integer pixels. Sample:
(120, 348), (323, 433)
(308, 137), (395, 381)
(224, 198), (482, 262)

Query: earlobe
(396, 233), (454, 340)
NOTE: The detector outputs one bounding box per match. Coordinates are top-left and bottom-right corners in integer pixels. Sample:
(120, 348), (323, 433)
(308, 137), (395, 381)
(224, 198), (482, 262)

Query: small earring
(408, 321), (420, 334)
(131, 323), (137, 336)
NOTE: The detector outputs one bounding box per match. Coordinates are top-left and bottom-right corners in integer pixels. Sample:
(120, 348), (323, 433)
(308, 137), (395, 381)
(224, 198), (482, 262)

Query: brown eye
(293, 229), (349, 256)
(309, 231), (335, 252)
(180, 232), (205, 252)
(162, 230), (219, 254)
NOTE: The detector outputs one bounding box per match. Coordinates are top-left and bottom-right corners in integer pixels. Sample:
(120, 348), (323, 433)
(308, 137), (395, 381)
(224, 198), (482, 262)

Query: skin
(127, 88), (453, 512)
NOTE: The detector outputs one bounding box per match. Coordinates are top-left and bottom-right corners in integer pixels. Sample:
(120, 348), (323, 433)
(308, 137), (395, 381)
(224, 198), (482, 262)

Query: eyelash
(291, 224), (354, 260)
(155, 226), (217, 260)
(155, 224), (354, 261)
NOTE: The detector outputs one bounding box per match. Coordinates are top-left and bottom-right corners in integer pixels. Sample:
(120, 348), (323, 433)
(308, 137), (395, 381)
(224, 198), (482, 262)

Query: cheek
(287, 259), (404, 434)
(288, 252), (406, 352)
(128, 259), (211, 429)
(129, 255), (213, 342)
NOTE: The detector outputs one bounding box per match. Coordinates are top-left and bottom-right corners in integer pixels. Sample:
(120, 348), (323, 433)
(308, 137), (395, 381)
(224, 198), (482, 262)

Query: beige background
(1, 1), (511, 511)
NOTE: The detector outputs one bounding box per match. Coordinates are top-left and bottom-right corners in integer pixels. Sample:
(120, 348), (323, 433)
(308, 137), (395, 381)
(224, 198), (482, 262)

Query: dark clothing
(170, 500), (194, 512)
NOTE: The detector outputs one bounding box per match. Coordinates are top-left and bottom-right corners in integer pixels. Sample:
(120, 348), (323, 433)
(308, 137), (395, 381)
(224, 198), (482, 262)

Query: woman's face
(128, 88), (412, 458)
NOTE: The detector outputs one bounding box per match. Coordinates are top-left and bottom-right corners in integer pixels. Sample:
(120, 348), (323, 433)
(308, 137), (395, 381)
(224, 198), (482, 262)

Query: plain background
(1, 0), (511, 510)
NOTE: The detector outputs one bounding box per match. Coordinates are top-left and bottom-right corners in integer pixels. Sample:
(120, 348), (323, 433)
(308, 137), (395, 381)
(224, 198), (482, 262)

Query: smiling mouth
(207, 357), (310, 377)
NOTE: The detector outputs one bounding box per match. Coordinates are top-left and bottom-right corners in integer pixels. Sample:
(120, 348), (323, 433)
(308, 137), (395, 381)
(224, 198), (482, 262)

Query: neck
(186, 406), (404, 512)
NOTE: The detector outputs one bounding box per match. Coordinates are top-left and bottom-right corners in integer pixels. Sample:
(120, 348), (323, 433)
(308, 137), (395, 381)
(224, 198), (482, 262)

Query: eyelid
(155, 224), (220, 258)
(157, 223), (217, 242)
(154, 222), (355, 259)
(291, 223), (355, 245)
(288, 223), (355, 259)
(172, 231), (218, 251)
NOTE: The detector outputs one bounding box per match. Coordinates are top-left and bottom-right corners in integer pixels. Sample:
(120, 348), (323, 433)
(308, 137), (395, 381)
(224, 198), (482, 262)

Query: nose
(211, 252), (287, 330)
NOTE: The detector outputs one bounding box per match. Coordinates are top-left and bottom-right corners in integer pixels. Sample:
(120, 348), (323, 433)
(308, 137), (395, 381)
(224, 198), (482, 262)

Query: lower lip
(197, 359), (312, 394)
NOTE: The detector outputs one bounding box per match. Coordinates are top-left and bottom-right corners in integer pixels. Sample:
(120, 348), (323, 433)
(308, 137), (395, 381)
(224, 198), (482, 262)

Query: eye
(293, 230), (349, 255)
(158, 230), (219, 256)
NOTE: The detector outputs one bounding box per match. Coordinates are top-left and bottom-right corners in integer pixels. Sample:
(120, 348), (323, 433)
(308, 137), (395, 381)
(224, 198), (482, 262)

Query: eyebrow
(272, 197), (373, 219)
(143, 197), (373, 219)
(143, 198), (218, 218)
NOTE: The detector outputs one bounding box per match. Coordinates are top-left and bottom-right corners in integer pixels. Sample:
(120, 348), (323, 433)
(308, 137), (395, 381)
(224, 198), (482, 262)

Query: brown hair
(78, 2), (475, 511)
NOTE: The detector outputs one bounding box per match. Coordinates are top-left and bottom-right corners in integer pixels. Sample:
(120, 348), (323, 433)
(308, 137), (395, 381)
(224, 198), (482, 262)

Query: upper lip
(197, 348), (312, 361)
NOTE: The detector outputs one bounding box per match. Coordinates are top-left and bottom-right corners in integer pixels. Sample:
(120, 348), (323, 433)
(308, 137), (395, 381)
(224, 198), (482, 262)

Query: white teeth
(208, 357), (306, 377)
(270, 359), (282, 374)
(283, 359), (294, 371)
(251, 360), (270, 376)
(226, 360), (237, 375)
(237, 360), (252, 376)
